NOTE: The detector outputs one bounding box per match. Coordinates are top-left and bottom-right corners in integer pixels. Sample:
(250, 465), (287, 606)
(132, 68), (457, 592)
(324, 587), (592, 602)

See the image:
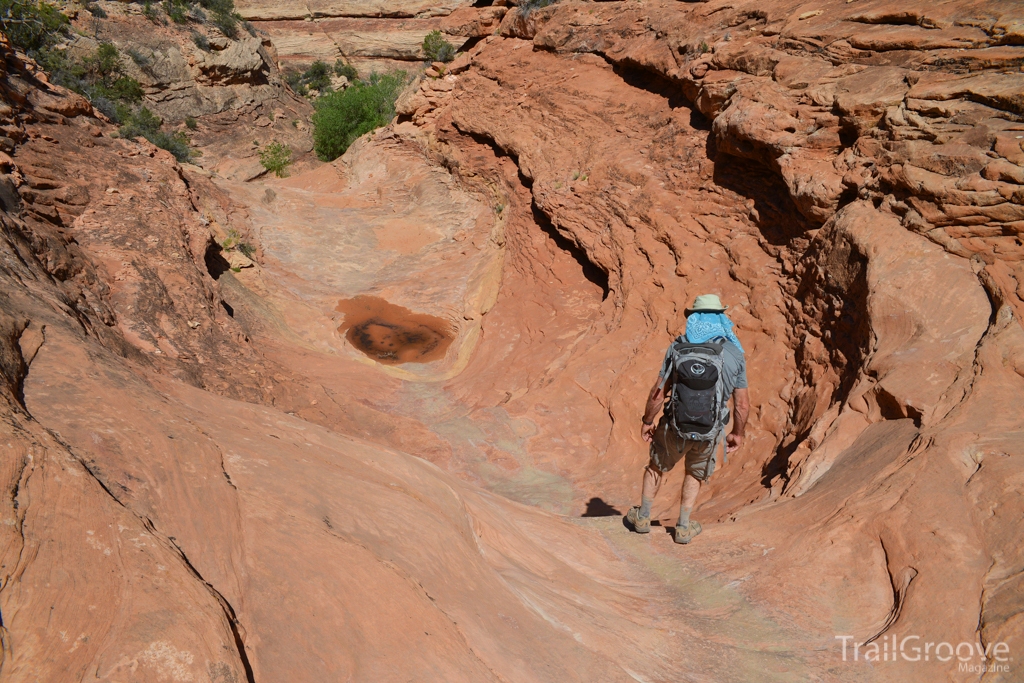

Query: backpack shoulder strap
(658, 335), (688, 389)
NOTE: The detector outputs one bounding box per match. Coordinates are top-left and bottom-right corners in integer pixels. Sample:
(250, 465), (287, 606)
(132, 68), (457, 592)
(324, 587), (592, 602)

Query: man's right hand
(641, 421), (656, 443)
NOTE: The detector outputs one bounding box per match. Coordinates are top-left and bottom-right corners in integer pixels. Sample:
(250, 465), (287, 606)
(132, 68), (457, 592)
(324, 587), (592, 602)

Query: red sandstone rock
(2, 0), (1024, 680)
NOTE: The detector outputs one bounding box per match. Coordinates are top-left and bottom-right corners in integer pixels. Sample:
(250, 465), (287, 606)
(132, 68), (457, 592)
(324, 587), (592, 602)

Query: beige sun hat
(688, 294), (728, 313)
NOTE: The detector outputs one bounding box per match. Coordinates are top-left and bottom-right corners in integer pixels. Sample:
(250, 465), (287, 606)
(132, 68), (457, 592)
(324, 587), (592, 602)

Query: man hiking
(625, 294), (749, 544)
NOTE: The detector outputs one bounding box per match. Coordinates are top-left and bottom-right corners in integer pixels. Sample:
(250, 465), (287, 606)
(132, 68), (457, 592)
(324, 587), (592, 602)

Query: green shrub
(163, 0), (188, 23)
(311, 71), (405, 161)
(519, 0), (557, 16)
(87, 41), (119, 77)
(162, 0), (240, 35)
(422, 30), (455, 63)
(220, 228), (242, 250)
(40, 42), (143, 120)
(283, 70), (306, 96)
(334, 59), (358, 81)
(125, 46), (149, 66)
(285, 60), (343, 96)
(102, 75), (144, 102)
(119, 105), (160, 133)
(237, 241), (255, 258)
(197, 0), (231, 16)
(185, 115), (198, 129)
(119, 107), (193, 162)
(0, 0), (69, 54)
(303, 60), (331, 92)
(85, 1), (106, 17)
(258, 141), (292, 177)
(192, 30), (210, 50)
(84, 43), (144, 103)
(210, 7), (236, 37)
(142, 1), (164, 24)
(125, 0), (240, 33)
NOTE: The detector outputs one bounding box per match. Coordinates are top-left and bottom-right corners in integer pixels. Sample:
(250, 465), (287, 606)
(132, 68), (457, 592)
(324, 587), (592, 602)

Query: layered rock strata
(237, 0), (504, 74)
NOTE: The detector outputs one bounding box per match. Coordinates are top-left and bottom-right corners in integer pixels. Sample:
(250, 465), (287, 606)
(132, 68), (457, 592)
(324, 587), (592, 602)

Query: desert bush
(303, 60), (331, 92)
(119, 107), (193, 161)
(125, 46), (149, 66)
(283, 70), (306, 96)
(83, 43), (143, 102)
(334, 59), (358, 81)
(163, 0), (188, 23)
(185, 115), (198, 129)
(221, 228), (240, 249)
(142, 1), (163, 24)
(421, 30), (455, 63)
(519, 0), (557, 17)
(210, 9), (236, 37)
(39, 42), (143, 120)
(144, 0), (240, 32)
(191, 30), (210, 50)
(258, 141), (292, 177)
(286, 60), (342, 96)
(311, 71), (405, 161)
(0, 0), (69, 54)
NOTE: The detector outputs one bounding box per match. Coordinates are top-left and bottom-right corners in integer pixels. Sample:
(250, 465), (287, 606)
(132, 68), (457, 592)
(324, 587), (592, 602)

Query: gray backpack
(662, 338), (730, 445)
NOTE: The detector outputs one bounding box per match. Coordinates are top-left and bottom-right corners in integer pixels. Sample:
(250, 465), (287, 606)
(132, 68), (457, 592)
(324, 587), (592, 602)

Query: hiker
(625, 294), (749, 544)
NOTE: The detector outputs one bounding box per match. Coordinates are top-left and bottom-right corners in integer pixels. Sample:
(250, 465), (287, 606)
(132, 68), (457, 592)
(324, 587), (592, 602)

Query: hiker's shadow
(582, 497), (621, 517)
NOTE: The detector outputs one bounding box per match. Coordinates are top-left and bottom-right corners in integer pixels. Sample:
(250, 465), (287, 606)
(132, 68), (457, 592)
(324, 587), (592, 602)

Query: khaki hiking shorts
(649, 417), (718, 482)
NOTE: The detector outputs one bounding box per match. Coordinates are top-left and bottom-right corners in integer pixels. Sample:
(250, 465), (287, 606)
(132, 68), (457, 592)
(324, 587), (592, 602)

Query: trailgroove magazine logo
(835, 635), (1012, 673)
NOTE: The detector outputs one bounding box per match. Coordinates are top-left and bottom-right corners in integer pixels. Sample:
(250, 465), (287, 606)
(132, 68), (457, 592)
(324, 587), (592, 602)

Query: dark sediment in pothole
(336, 296), (454, 365)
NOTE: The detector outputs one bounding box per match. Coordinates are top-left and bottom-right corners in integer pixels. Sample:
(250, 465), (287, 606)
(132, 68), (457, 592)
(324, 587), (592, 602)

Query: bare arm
(641, 380), (666, 442)
(726, 387), (750, 453)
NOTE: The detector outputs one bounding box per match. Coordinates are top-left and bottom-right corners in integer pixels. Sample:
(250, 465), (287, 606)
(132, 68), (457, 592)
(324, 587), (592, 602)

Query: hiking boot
(625, 506), (651, 534)
(673, 520), (702, 544)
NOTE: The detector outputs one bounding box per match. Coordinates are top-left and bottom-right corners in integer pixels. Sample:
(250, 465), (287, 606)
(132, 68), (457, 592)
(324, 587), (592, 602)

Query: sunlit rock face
(1, 0), (1023, 680)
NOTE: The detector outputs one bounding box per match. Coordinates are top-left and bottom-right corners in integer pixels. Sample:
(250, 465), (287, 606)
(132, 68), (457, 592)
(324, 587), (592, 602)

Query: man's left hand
(726, 433), (744, 454)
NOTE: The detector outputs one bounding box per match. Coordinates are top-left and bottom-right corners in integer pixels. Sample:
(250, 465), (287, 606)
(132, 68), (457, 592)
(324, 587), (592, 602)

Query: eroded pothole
(336, 295), (454, 365)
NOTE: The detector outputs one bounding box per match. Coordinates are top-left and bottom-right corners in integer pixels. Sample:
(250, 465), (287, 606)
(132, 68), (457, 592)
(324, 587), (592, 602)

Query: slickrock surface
(2, 0), (1024, 680)
(0, 41), (829, 683)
